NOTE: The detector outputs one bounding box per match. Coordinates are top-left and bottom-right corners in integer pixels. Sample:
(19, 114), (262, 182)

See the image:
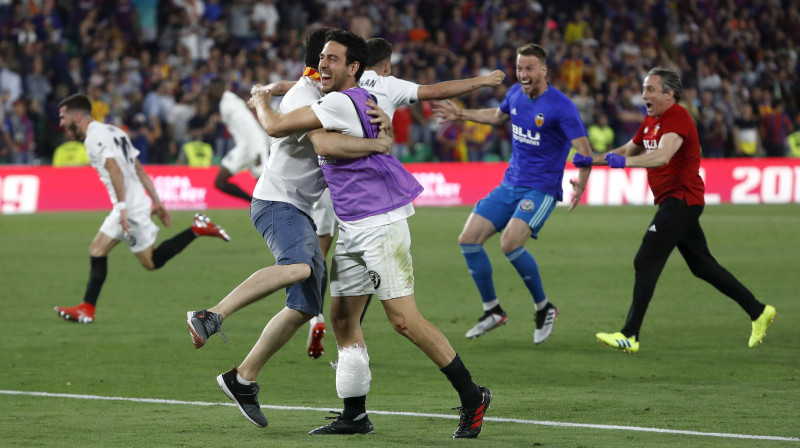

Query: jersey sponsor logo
(519, 198), (535, 211)
(535, 113), (545, 127)
(643, 139), (658, 152)
(511, 124), (541, 146)
(368, 270), (381, 290)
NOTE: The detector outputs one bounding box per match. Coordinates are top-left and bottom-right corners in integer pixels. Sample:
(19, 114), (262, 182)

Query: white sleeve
(384, 76), (419, 106)
(309, 92), (362, 137)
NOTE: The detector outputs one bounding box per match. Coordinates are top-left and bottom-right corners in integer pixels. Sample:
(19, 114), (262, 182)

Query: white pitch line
(2, 390), (798, 442)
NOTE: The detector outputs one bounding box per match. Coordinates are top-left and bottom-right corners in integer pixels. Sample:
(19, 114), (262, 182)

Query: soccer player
(208, 78), (271, 202)
(185, 28), (393, 429)
(54, 94), (230, 324)
(293, 37), (505, 356)
(572, 67), (776, 353)
(432, 43), (593, 344)
(251, 28), (492, 439)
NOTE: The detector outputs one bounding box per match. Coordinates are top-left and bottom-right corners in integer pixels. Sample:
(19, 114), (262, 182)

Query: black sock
(485, 305), (504, 317)
(152, 229), (196, 269)
(82, 256), (107, 306)
(440, 354), (481, 408)
(216, 182), (252, 202)
(341, 396), (367, 420)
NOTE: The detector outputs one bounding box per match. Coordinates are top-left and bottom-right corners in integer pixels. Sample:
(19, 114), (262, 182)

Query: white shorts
(220, 140), (269, 179)
(312, 189), (337, 237)
(329, 219), (415, 301)
(99, 208), (159, 253)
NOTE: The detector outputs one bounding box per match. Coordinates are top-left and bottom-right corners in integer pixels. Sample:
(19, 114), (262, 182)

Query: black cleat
(216, 367), (268, 427)
(452, 386), (492, 439)
(308, 411), (374, 435)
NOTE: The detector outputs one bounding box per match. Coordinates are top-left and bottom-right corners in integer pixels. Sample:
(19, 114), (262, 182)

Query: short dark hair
(516, 43), (547, 64)
(366, 38), (393, 68)
(326, 28), (368, 81)
(304, 27), (333, 68)
(647, 67), (682, 102)
(58, 93), (92, 113)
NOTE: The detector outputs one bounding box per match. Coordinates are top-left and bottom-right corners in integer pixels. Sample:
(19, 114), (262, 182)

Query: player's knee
(285, 263), (312, 284)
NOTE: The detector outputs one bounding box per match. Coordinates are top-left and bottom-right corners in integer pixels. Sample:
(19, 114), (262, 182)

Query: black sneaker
(452, 386), (492, 439)
(216, 368), (268, 428)
(533, 302), (558, 344)
(187, 310), (225, 348)
(308, 411), (374, 435)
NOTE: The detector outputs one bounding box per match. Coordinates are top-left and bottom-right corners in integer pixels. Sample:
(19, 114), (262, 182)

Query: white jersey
(357, 70), (419, 120)
(252, 76), (327, 216)
(219, 91), (271, 176)
(84, 121), (151, 213)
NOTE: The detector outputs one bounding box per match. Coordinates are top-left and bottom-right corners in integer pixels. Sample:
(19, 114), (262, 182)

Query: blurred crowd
(0, 0), (798, 165)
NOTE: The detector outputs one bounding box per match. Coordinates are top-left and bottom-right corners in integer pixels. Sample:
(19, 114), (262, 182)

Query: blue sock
(460, 244), (497, 306)
(505, 247), (546, 305)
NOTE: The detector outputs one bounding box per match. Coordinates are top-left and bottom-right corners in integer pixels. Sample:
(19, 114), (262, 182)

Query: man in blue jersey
(433, 43), (593, 344)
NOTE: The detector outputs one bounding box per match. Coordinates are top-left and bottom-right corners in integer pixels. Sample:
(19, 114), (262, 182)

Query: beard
(67, 121), (84, 141)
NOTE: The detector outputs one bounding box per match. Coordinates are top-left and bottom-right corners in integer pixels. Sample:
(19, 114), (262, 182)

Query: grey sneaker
(187, 310), (225, 348)
(217, 368), (268, 427)
(308, 412), (374, 435)
(533, 303), (558, 344)
(465, 311), (508, 338)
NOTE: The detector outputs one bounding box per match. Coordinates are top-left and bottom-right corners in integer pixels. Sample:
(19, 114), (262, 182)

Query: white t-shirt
(84, 121), (151, 213)
(357, 70), (419, 120)
(310, 91), (414, 230)
(219, 91), (271, 172)
(252, 76), (327, 216)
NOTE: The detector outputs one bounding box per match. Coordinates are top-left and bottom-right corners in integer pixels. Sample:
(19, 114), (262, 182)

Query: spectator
(587, 113), (615, 154)
(760, 100), (793, 157)
(702, 111), (729, 158)
(3, 100), (36, 164)
(732, 104), (761, 157)
(0, 54), (23, 104)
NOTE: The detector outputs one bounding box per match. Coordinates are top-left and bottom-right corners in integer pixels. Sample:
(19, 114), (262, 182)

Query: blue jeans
(251, 199), (325, 316)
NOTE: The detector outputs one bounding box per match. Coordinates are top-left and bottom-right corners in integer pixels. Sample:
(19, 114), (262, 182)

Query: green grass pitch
(1, 204), (798, 447)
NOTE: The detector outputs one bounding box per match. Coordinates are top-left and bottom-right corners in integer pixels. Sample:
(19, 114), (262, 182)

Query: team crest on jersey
(535, 113), (545, 127)
(368, 270), (381, 289)
(519, 199), (535, 212)
(654, 124), (660, 136)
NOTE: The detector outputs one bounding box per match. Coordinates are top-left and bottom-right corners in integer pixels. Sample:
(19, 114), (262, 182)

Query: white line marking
(1, 390), (797, 442)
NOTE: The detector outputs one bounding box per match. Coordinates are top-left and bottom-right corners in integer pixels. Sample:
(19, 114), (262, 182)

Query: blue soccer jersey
(499, 83), (587, 201)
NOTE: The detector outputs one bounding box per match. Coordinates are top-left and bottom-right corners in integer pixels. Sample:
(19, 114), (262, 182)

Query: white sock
(236, 372), (253, 385)
(482, 299), (499, 311)
(535, 299), (549, 312)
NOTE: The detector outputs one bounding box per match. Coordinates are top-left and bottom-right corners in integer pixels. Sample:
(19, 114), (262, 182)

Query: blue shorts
(473, 184), (556, 239)
(251, 199), (325, 316)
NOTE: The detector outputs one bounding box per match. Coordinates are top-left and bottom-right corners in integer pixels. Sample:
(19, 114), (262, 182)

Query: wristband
(114, 201), (127, 211)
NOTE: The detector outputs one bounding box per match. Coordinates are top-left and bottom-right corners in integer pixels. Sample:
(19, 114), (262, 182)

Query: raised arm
(417, 70), (505, 101)
(249, 87), (323, 137)
(432, 99), (509, 126)
(620, 132), (683, 168)
(309, 99), (394, 159)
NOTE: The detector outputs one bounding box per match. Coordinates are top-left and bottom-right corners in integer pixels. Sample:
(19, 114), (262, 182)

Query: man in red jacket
(573, 67), (776, 353)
